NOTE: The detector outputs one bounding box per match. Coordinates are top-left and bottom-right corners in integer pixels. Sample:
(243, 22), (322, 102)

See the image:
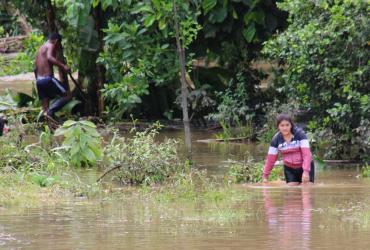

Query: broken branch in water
(97, 165), (122, 182)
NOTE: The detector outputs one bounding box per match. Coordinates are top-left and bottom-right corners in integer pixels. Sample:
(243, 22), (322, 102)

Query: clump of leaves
(30, 173), (58, 187)
(209, 70), (260, 140)
(0, 141), (28, 171)
(103, 123), (181, 185)
(54, 120), (103, 167)
(226, 154), (283, 183)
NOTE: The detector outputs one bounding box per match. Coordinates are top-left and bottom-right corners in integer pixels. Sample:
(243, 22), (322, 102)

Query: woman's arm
(263, 135), (279, 180)
(298, 130), (312, 174)
(263, 146), (278, 179)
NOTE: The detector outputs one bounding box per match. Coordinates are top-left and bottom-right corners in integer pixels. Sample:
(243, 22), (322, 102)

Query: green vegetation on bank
(0, 117), (275, 208)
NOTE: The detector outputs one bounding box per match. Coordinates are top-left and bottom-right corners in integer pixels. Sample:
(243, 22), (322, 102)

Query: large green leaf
(144, 14), (156, 27)
(83, 147), (97, 163)
(80, 120), (97, 128)
(203, 0), (217, 14)
(62, 120), (78, 128)
(208, 7), (228, 23)
(243, 22), (256, 42)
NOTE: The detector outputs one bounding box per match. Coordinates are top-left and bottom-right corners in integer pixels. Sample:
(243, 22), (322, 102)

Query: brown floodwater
(1, 80), (370, 249)
(0, 73), (33, 95)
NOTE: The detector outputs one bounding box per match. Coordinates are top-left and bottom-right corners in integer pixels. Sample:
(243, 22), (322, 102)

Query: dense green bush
(263, 0), (370, 160)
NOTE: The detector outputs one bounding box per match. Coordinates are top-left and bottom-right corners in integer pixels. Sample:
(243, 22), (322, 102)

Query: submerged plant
(216, 118), (255, 140)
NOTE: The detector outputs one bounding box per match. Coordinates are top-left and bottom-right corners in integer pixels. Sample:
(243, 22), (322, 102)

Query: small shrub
(103, 123), (181, 185)
(0, 141), (28, 170)
(30, 173), (58, 187)
(54, 120), (103, 167)
(226, 155), (283, 183)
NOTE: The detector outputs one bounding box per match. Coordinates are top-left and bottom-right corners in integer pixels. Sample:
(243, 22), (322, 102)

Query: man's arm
(47, 44), (69, 72)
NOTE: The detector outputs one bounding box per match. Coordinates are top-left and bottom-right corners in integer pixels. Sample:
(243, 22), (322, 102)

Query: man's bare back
(35, 41), (69, 77)
(35, 42), (54, 77)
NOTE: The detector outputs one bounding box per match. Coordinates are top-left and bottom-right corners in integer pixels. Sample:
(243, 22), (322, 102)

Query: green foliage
(0, 122), (64, 174)
(102, 67), (149, 119)
(226, 155), (283, 183)
(103, 123), (181, 185)
(201, 0), (285, 43)
(54, 120), (103, 167)
(0, 6), (23, 37)
(30, 173), (58, 187)
(263, 0), (370, 160)
(0, 89), (18, 111)
(98, 0), (201, 118)
(209, 70), (260, 139)
(0, 139), (28, 170)
(209, 71), (255, 124)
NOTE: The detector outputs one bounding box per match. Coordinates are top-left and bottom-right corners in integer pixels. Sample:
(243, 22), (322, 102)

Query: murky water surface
(1, 80), (370, 249)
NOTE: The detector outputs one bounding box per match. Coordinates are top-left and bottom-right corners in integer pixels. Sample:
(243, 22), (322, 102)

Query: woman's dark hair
(276, 113), (295, 131)
(48, 32), (62, 41)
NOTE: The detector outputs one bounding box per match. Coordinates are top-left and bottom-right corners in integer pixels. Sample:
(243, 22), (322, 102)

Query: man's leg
(47, 92), (72, 117)
(42, 98), (49, 112)
(47, 78), (72, 117)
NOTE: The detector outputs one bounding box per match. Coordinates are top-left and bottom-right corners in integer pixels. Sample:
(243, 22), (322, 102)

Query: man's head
(48, 32), (62, 44)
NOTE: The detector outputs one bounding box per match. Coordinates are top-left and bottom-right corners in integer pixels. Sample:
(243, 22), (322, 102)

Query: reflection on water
(0, 178), (369, 249)
(263, 188), (312, 250)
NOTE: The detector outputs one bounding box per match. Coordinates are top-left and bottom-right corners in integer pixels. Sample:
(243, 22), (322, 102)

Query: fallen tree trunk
(0, 35), (28, 53)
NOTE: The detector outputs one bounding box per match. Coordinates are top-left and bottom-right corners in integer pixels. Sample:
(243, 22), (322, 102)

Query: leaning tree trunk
(80, 3), (106, 116)
(92, 4), (105, 116)
(45, 0), (69, 89)
(173, 1), (192, 159)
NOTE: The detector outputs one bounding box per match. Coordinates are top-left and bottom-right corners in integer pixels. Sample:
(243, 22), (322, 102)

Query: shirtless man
(35, 32), (72, 120)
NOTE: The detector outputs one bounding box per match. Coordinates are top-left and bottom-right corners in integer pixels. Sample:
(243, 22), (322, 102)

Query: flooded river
(0, 134), (369, 249)
(0, 79), (370, 249)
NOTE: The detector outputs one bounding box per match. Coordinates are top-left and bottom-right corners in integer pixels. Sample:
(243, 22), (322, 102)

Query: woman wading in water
(262, 114), (314, 186)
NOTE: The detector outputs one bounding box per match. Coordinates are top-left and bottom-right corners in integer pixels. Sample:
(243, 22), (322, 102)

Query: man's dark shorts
(284, 161), (315, 183)
(36, 76), (66, 100)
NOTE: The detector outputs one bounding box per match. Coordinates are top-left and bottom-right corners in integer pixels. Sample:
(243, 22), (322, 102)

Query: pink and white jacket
(263, 127), (312, 179)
